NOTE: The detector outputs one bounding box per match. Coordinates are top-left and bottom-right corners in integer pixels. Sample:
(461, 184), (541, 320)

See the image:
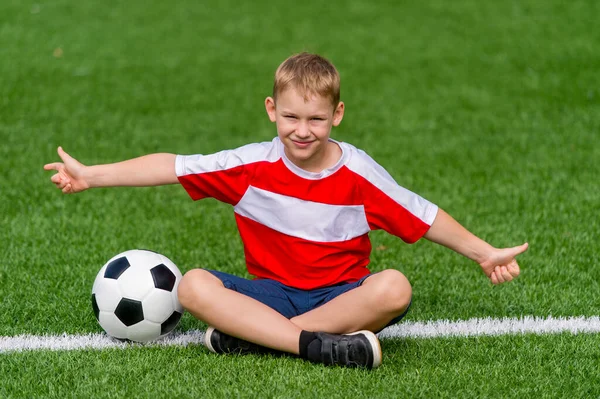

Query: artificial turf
(1, 0), (598, 397)
(3, 334), (600, 398)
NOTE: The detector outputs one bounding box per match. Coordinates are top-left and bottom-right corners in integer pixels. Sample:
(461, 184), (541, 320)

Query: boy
(44, 53), (527, 369)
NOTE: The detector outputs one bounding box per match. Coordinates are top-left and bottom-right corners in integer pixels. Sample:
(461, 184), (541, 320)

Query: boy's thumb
(57, 146), (72, 162)
(512, 242), (529, 256)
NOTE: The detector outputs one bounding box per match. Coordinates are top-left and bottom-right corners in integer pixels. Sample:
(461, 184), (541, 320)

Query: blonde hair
(273, 52), (340, 108)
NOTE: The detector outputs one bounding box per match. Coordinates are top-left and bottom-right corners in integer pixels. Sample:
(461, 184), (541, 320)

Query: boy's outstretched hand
(424, 209), (529, 285)
(479, 243), (528, 285)
(43, 147), (89, 194)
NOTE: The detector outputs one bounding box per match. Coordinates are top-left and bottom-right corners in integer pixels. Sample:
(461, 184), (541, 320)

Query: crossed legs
(177, 269), (412, 355)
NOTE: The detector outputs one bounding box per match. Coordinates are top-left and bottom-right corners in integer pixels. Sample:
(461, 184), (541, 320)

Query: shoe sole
(347, 330), (382, 368)
(204, 326), (218, 353)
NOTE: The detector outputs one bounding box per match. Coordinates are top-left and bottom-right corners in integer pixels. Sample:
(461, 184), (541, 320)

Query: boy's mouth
(291, 140), (314, 148)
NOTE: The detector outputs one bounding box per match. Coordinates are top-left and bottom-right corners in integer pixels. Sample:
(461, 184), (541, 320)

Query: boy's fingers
(44, 162), (63, 171)
(489, 262), (521, 285)
(51, 174), (62, 184)
(494, 267), (505, 283)
(490, 272), (499, 285)
(500, 266), (513, 282)
(508, 263), (520, 277)
(61, 183), (72, 193)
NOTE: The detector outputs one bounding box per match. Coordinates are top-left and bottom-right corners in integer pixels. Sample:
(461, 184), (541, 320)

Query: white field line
(2, 316), (600, 353)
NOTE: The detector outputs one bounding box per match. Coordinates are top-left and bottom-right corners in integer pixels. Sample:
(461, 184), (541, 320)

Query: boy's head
(265, 53), (345, 172)
(272, 52), (341, 110)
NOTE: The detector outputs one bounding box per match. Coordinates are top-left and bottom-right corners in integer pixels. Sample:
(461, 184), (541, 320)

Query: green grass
(1, 0), (599, 397)
(3, 334), (600, 398)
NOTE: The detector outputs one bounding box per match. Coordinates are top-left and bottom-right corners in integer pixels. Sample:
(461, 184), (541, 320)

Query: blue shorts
(208, 270), (410, 332)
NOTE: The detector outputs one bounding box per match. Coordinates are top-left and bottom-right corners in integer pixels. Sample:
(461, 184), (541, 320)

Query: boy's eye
(311, 117), (325, 121)
(284, 115), (297, 119)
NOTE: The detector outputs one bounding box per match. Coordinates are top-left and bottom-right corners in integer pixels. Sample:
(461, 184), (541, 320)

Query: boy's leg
(177, 269), (302, 354)
(177, 269), (382, 368)
(290, 269), (412, 334)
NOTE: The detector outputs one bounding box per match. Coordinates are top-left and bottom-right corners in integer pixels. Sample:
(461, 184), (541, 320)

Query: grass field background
(1, 0), (599, 397)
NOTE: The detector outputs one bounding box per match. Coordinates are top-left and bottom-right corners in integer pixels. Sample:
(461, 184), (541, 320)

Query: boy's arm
(424, 208), (528, 285)
(43, 147), (178, 194)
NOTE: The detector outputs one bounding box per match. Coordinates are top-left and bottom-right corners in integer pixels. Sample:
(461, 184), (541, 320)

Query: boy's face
(265, 87), (344, 172)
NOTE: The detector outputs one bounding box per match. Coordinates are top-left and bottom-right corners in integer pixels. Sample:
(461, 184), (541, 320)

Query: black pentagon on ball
(91, 294), (100, 321)
(104, 256), (131, 280)
(161, 311), (182, 335)
(114, 298), (144, 326)
(150, 264), (176, 292)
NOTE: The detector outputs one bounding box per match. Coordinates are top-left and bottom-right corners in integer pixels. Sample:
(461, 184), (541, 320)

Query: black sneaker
(204, 326), (280, 356)
(307, 330), (382, 369)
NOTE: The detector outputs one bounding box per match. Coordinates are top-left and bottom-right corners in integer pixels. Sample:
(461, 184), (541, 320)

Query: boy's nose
(296, 122), (310, 138)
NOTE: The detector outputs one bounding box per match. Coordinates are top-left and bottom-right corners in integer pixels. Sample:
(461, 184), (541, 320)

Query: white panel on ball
(127, 250), (162, 270)
(94, 279), (122, 312)
(143, 289), (176, 323)
(92, 265), (108, 292)
(126, 320), (162, 342)
(117, 265), (155, 301)
(99, 311), (129, 340)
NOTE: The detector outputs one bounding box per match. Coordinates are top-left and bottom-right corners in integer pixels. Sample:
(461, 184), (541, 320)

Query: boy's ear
(265, 97), (277, 122)
(332, 101), (345, 127)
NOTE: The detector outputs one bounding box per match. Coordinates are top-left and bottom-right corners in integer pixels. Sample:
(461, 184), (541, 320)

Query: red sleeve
(358, 175), (436, 243)
(178, 163), (252, 205)
(175, 142), (277, 205)
(345, 147), (438, 244)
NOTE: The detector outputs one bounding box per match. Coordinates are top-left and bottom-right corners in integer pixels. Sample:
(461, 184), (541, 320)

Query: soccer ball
(91, 249), (184, 342)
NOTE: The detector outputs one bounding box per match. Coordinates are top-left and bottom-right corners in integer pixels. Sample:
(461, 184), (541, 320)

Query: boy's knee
(370, 269), (412, 314)
(177, 269), (220, 309)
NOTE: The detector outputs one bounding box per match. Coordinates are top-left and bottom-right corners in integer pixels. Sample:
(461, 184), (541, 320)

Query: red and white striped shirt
(176, 137), (438, 290)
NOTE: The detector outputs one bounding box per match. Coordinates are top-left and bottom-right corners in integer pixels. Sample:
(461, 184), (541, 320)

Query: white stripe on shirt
(234, 186), (371, 242)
